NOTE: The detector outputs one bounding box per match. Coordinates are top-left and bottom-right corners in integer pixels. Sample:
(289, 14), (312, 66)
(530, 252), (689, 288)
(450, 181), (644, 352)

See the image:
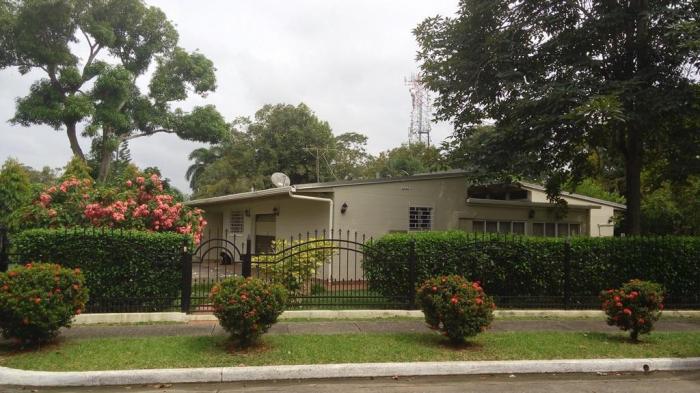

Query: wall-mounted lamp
(272, 207), (280, 216)
(244, 209), (250, 217)
(528, 209), (535, 219)
(340, 202), (348, 214)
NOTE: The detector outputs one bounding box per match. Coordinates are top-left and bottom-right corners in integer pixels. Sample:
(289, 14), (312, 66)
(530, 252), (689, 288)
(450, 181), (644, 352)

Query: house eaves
(185, 186), (293, 206)
(518, 181), (627, 210)
(466, 198), (601, 210)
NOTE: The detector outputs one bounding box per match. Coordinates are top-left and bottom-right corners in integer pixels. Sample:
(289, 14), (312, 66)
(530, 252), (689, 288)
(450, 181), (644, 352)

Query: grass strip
(1, 331), (699, 371)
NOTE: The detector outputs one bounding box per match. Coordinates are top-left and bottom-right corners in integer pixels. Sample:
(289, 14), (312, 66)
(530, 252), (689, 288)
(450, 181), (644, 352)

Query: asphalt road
(2, 371), (699, 393)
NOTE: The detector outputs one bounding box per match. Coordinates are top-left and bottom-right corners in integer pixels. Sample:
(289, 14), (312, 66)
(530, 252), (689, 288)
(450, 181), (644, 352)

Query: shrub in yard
(600, 279), (665, 341)
(254, 238), (335, 297)
(210, 276), (287, 347)
(416, 275), (495, 345)
(0, 263), (88, 345)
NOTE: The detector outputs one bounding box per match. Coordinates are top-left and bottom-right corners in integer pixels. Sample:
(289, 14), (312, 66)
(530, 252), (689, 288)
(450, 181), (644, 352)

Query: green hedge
(13, 229), (189, 312)
(363, 232), (700, 308)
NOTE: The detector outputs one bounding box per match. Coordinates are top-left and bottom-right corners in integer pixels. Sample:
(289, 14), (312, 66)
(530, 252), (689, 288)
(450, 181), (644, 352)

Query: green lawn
(1, 331), (698, 371)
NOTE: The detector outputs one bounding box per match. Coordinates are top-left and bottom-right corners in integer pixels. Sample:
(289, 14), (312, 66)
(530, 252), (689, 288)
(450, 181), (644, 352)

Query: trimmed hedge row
(363, 232), (700, 307)
(13, 229), (189, 312)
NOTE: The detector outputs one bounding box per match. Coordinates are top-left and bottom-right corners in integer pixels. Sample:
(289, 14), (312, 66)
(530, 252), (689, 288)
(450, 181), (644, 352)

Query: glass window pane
(570, 223), (581, 236)
(512, 222), (525, 235)
(557, 223), (569, 237)
(532, 223), (544, 236)
(498, 221), (511, 234)
(473, 221), (484, 233)
(485, 221), (498, 233)
(545, 223), (556, 237)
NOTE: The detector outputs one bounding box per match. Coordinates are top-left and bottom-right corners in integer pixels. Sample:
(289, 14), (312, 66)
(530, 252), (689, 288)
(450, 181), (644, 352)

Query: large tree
(415, 0), (700, 234)
(1, 0), (228, 182)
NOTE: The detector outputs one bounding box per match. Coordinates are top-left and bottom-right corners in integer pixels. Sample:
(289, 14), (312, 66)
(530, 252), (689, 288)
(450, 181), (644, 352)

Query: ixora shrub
(254, 238), (335, 296)
(600, 279), (665, 341)
(0, 263), (88, 345)
(15, 229), (188, 312)
(16, 173), (206, 244)
(416, 275), (495, 345)
(210, 276), (287, 347)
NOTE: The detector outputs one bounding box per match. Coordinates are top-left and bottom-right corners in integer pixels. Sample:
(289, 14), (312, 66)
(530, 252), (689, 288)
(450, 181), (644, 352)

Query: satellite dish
(271, 172), (291, 188)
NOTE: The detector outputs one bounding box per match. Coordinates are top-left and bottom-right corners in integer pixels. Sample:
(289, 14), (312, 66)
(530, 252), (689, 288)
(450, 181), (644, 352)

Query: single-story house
(186, 170), (626, 254)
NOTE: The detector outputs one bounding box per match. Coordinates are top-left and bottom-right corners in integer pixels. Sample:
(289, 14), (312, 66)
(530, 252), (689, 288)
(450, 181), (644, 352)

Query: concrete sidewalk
(46, 318), (700, 340)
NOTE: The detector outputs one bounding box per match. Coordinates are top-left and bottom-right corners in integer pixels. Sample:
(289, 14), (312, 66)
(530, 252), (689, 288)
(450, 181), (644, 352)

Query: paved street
(2, 371), (698, 393)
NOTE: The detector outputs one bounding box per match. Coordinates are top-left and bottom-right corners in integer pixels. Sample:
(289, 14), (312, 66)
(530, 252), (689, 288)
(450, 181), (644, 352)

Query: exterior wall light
(272, 207), (279, 216)
(340, 202), (348, 214)
(528, 209), (535, 219)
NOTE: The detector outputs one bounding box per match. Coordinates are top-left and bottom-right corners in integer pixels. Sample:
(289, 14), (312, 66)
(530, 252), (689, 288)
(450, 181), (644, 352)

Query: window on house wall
(409, 206), (432, 231)
(229, 210), (244, 233)
(532, 222), (583, 237)
(472, 220), (526, 235)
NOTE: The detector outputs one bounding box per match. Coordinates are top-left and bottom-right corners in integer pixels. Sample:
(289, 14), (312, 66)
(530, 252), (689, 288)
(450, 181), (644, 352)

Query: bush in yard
(416, 275), (495, 345)
(210, 276), (287, 347)
(253, 238), (335, 297)
(14, 229), (188, 312)
(600, 279), (665, 341)
(0, 263), (88, 346)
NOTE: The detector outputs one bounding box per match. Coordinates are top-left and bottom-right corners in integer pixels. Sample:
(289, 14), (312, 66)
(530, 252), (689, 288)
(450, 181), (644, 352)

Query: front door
(255, 213), (276, 253)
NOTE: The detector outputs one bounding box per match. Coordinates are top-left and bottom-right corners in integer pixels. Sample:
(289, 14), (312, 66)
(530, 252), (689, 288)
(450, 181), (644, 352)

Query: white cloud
(0, 0), (458, 192)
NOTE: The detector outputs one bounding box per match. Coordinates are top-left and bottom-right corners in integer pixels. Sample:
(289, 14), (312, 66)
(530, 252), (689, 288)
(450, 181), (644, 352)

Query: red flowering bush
(210, 276), (287, 347)
(0, 263), (88, 346)
(18, 173), (206, 244)
(416, 275), (495, 345)
(600, 279), (664, 341)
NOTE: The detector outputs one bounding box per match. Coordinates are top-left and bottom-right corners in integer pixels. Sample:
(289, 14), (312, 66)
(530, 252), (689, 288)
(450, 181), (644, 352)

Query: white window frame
(532, 222), (582, 237)
(409, 206), (433, 231)
(471, 220), (526, 235)
(229, 210), (244, 233)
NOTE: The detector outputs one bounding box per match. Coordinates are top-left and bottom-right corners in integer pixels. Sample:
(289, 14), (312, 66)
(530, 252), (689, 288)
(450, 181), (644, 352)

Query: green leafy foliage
(416, 275), (495, 344)
(13, 229), (188, 312)
(1, 0), (227, 181)
(415, 0), (700, 234)
(0, 158), (32, 230)
(253, 238), (335, 298)
(600, 280), (665, 341)
(0, 263), (88, 346)
(210, 276), (287, 348)
(363, 232), (700, 307)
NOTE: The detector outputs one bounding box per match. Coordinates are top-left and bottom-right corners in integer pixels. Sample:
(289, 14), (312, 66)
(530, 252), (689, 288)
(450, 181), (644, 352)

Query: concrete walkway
(44, 318), (700, 340)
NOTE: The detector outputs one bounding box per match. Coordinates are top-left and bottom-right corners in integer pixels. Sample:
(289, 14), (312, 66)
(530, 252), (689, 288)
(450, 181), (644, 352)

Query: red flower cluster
(600, 279), (664, 341)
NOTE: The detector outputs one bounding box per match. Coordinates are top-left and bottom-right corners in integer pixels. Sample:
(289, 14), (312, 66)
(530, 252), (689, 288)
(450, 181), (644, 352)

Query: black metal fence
(1, 226), (698, 312)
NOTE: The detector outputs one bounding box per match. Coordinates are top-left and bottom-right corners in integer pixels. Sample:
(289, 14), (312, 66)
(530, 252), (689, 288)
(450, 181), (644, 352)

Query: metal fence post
(407, 238), (418, 309)
(242, 237), (252, 278)
(563, 239), (572, 310)
(180, 242), (193, 314)
(0, 226), (8, 272)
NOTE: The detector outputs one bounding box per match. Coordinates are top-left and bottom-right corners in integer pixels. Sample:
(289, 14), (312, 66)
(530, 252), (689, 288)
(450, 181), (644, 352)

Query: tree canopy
(415, 0), (700, 234)
(1, 0), (229, 182)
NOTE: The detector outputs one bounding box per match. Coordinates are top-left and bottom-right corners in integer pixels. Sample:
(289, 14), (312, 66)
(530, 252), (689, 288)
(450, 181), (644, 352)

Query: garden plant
(210, 276), (287, 348)
(416, 275), (495, 345)
(600, 279), (665, 342)
(0, 263), (88, 346)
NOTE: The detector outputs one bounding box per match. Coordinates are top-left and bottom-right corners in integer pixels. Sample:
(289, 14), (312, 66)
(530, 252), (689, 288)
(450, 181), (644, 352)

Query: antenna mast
(405, 73), (432, 146)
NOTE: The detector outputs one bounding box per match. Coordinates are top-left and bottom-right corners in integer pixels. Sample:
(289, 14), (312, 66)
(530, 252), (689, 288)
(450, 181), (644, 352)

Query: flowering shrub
(253, 238), (335, 297)
(0, 263), (88, 346)
(600, 279), (665, 341)
(210, 276), (287, 347)
(416, 275), (495, 345)
(18, 173), (206, 244)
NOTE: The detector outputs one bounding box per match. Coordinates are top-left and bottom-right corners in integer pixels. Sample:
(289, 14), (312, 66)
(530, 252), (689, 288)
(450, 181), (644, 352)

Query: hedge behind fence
(14, 229), (189, 312)
(363, 232), (700, 308)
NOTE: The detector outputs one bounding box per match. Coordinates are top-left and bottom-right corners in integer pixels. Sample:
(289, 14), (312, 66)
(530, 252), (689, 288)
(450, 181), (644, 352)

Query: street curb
(2, 358), (699, 387)
(72, 309), (700, 325)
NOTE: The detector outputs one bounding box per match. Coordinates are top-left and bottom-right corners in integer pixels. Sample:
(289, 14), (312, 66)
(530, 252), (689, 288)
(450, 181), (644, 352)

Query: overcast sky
(0, 0), (458, 192)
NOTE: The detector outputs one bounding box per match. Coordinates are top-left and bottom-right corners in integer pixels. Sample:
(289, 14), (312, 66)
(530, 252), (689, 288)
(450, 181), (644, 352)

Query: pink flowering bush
(210, 276), (287, 347)
(19, 173), (206, 244)
(600, 279), (665, 341)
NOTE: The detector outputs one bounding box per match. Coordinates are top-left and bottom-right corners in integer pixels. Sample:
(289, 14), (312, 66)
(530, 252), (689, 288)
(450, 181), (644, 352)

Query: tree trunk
(97, 130), (113, 183)
(624, 128), (642, 235)
(66, 122), (85, 160)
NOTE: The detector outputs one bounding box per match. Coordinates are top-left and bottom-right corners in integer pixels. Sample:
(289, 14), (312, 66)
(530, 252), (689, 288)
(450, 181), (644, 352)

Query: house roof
(186, 170), (626, 210)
